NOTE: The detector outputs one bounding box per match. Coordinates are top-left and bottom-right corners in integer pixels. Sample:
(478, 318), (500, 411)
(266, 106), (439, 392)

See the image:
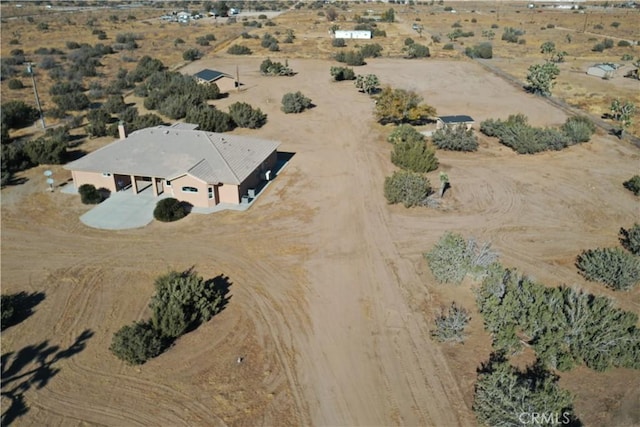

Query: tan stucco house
(64, 123), (279, 208)
(193, 69), (238, 93)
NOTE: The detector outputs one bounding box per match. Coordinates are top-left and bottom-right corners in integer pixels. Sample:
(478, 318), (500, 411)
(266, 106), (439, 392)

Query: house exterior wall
(168, 174), (211, 207)
(217, 183), (240, 204)
(72, 170), (116, 192)
(334, 30), (371, 39)
(436, 120), (474, 130)
(238, 149), (278, 199)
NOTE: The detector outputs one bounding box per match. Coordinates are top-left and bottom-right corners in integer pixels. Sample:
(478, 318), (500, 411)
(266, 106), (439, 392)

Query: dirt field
(2, 2), (640, 426)
(3, 55), (640, 426)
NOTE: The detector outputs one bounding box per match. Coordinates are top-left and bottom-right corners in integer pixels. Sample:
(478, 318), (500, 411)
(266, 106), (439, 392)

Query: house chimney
(118, 121), (127, 140)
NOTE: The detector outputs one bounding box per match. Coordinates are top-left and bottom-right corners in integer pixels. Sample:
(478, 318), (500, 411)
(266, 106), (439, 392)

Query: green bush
(334, 50), (365, 66)
(281, 91), (312, 113)
(383, 170), (431, 208)
(501, 27), (524, 43)
(259, 58), (294, 76)
(561, 115), (596, 144)
(185, 106), (234, 132)
(109, 321), (164, 365)
(623, 175), (640, 196)
(620, 224), (640, 255)
(150, 270), (226, 338)
(330, 66), (355, 81)
(227, 44), (252, 55)
(576, 247), (640, 290)
(228, 102), (267, 129)
(359, 43), (383, 58)
(405, 43), (430, 58)
(464, 42), (492, 59)
(391, 138), (438, 173)
(182, 48), (202, 61)
(442, 43), (455, 50)
(425, 232), (498, 284)
(431, 302), (470, 343)
(332, 38), (346, 47)
(1, 100), (39, 129)
(618, 40), (631, 47)
(480, 114), (574, 154)
(7, 79), (23, 90)
(432, 125), (478, 151)
(154, 198), (187, 222)
(387, 124), (424, 144)
(78, 184), (103, 204)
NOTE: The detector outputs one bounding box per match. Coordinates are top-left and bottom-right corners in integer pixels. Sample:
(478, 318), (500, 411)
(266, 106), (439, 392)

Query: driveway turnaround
(80, 190), (165, 230)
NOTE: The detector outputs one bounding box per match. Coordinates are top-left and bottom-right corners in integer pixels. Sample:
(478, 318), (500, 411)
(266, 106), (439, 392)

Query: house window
(208, 187), (214, 199)
(166, 180), (171, 186)
(102, 173), (111, 177)
(182, 186), (198, 193)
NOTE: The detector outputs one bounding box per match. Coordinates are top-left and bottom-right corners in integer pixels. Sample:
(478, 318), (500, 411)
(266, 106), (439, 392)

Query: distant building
(193, 69), (238, 92)
(587, 63), (617, 79)
(333, 30), (372, 39)
(436, 115), (475, 130)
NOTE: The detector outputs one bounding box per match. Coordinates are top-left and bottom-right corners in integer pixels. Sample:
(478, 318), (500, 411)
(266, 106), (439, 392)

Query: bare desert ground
(3, 55), (640, 426)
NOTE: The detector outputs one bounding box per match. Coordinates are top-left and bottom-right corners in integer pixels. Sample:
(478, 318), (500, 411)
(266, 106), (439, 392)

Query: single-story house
(333, 30), (372, 39)
(587, 63), (617, 79)
(436, 115), (475, 130)
(193, 69), (238, 92)
(64, 124), (279, 208)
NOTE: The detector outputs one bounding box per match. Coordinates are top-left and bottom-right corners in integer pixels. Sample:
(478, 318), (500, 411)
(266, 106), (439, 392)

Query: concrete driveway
(80, 189), (167, 230)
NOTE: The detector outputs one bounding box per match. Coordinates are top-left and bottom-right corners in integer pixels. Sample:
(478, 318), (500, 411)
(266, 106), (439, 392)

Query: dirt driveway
(2, 57), (639, 426)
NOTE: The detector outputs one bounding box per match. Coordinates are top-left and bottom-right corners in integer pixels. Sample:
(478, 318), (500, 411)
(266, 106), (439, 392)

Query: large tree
(375, 87), (436, 124)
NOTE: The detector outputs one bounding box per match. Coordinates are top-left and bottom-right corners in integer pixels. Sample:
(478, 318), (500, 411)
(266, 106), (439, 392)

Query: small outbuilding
(436, 115), (475, 130)
(587, 63), (617, 79)
(333, 30), (372, 39)
(193, 69), (238, 92)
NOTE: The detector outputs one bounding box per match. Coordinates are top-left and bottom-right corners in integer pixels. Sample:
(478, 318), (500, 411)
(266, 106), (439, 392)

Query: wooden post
(236, 65), (240, 92)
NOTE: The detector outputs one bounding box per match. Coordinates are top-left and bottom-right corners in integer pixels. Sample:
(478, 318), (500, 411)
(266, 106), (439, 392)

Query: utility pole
(26, 62), (45, 129)
(236, 65), (240, 93)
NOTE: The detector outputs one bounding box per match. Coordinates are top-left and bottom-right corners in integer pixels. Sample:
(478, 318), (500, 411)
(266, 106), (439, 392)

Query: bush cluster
(330, 66), (355, 81)
(78, 184), (105, 204)
(334, 50), (365, 66)
(464, 42), (493, 59)
(332, 38), (346, 47)
(431, 302), (470, 343)
(110, 269), (228, 365)
(502, 27), (525, 43)
(228, 102), (267, 129)
(383, 170), (431, 208)
(623, 175), (640, 196)
(227, 44), (252, 55)
(405, 43), (430, 59)
(425, 232), (498, 284)
(620, 224), (640, 255)
(480, 114), (595, 154)
(432, 125), (478, 152)
(281, 91), (312, 114)
(576, 247), (640, 291)
(259, 58), (294, 76)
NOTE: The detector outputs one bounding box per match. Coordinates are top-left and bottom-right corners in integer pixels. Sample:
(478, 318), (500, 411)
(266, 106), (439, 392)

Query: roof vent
(164, 130), (169, 135)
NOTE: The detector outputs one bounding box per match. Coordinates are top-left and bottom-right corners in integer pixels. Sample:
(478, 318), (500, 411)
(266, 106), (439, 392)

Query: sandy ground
(2, 57), (640, 426)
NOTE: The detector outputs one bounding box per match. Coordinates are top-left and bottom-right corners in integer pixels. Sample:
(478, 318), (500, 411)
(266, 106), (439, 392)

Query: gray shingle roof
(64, 126), (279, 185)
(439, 115), (474, 124)
(193, 69), (230, 82)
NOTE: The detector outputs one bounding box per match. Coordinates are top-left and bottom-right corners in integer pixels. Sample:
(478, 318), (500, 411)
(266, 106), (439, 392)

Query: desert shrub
(228, 102), (267, 129)
(37, 22), (49, 31)
(184, 105), (234, 132)
(332, 38), (346, 47)
(354, 73), (380, 95)
(103, 95), (127, 115)
(391, 138), (438, 173)
(481, 114), (572, 154)
(473, 355), (578, 426)
(561, 116), (596, 144)
(78, 184), (103, 204)
(442, 43), (455, 50)
(23, 127), (69, 165)
(383, 170), (431, 208)
(1, 100), (39, 129)
(154, 198), (186, 222)
(501, 27), (524, 43)
(375, 87), (436, 125)
(611, 21), (621, 28)
(425, 232), (498, 284)
(620, 224), (640, 255)
(387, 124), (424, 144)
(431, 34), (441, 43)
(50, 81), (85, 96)
(150, 270), (226, 338)
(1, 144), (34, 184)
(432, 125), (478, 151)
(547, 23), (555, 29)
(195, 36), (210, 46)
(66, 41), (81, 49)
(405, 43), (430, 59)
(618, 40), (631, 47)
(7, 79), (23, 90)
(52, 92), (90, 112)
(405, 38), (415, 46)
(465, 42), (492, 59)
(623, 175), (640, 196)
(452, 21), (463, 28)
(39, 55), (57, 70)
(182, 48), (202, 61)
(334, 50), (365, 66)
(330, 66), (355, 81)
(281, 91), (312, 113)
(227, 44), (252, 55)
(359, 43), (383, 58)
(259, 58), (294, 76)
(431, 302), (470, 343)
(109, 321), (164, 365)
(604, 38), (615, 49)
(491, 23), (499, 29)
(261, 33), (278, 48)
(592, 43), (605, 52)
(576, 248), (640, 291)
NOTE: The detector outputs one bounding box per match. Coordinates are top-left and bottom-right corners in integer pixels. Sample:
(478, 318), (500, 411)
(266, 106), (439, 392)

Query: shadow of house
(1, 330), (94, 425)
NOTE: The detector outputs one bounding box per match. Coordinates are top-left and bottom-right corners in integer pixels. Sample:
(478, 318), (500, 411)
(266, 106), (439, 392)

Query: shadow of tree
(1, 329), (94, 425)
(1, 292), (46, 331)
(204, 274), (232, 315)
